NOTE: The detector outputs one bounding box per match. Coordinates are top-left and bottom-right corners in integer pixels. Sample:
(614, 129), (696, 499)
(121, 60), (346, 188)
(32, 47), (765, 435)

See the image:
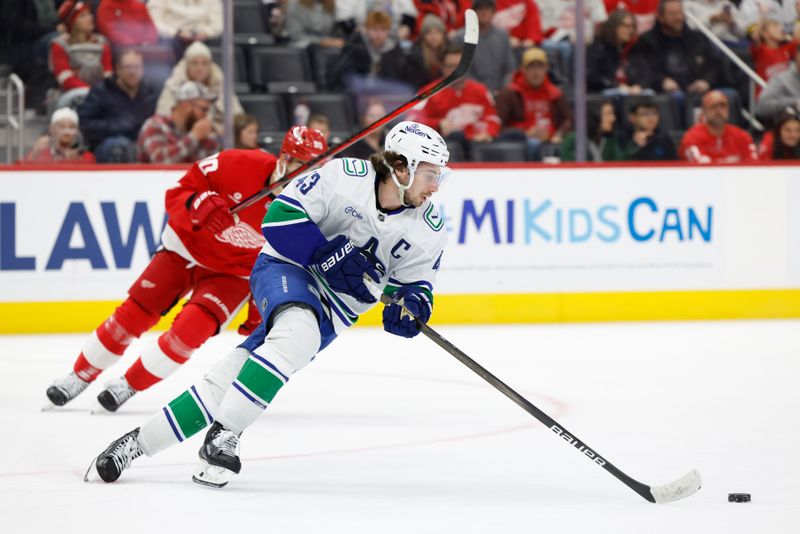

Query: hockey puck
(728, 493), (751, 503)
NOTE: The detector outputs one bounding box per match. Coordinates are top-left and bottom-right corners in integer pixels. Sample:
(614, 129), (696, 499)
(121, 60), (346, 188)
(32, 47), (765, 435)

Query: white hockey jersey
(260, 157), (447, 332)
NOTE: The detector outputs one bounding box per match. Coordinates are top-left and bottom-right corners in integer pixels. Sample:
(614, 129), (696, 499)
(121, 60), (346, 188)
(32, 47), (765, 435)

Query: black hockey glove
(312, 235), (381, 304)
(383, 286), (432, 338)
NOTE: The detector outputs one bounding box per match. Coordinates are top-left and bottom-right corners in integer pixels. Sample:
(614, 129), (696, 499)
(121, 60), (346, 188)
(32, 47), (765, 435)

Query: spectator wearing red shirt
(679, 90), (758, 163)
(137, 81), (220, 164)
(496, 47), (572, 160)
(758, 106), (800, 160)
(411, 43), (501, 159)
(50, 1), (113, 109)
(413, 0), (471, 35)
(22, 107), (96, 164)
(96, 0), (159, 47)
(751, 19), (800, 98)
(493, 0), (543, 47)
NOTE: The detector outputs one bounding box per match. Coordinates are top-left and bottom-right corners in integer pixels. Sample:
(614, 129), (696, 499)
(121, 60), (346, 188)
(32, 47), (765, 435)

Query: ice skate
(45, 372), (89, 407)
(96, 377), (136, 412)
(193, 422), (241, 488)
(85, 427), (143, 483)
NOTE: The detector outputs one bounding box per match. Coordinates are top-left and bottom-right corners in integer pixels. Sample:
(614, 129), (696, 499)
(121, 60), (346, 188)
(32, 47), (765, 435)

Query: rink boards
(0, 162), (798, 333)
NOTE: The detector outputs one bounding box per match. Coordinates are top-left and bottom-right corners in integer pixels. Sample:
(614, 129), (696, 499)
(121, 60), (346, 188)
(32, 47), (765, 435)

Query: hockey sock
(136, 348), (249, 456)
(74, 299), (158, 382)
(215, 307), (320, 434)
(125, 305), (218, 391)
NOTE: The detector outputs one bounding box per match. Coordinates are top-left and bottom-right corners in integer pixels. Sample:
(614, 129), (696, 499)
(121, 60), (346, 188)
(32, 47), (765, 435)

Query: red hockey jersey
(679, 123), (757, 164)
(411, 79), (501, 140)
(163, 149), (277, 278)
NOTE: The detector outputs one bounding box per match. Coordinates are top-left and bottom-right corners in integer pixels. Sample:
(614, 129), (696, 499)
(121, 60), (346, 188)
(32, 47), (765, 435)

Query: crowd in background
(2, 0), (799, 165)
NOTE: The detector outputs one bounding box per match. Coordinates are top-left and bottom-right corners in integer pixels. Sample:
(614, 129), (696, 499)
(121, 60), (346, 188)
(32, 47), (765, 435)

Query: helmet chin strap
(383, 158), (415, 207)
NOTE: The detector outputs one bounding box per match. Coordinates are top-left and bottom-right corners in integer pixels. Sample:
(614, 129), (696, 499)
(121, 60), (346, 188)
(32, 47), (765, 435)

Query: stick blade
(650, 468), (702, 504)
(463, 9), (479, 44)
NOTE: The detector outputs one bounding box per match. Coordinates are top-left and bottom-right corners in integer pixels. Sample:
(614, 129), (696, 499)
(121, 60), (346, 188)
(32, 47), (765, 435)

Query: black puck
(728, 493), (751, 502)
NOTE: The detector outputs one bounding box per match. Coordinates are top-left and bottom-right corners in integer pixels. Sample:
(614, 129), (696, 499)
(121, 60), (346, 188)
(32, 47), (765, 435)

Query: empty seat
(208, 45), (250, 93)
(470, 141), (527, 162)
(287, 93), (357, 133)
(239, 94), (289, 131)
(248, 47), (313, 91)
(310, 45), (342, 90)
(234, 1), (268, 34)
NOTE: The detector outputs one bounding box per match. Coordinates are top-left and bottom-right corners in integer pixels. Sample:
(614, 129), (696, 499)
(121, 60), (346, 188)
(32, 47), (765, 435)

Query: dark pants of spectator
(94, 136), (137, 163)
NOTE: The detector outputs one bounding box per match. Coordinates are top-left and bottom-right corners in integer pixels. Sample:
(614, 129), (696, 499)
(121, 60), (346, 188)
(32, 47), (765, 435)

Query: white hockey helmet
(383, 121), (451, 205)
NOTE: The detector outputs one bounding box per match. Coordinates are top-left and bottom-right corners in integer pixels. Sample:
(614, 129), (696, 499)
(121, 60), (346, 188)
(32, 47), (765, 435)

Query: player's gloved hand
(383, 286), (432, 338)
(312, 235), (381, 304)
(237, 296), (263, 336)
(190, 191), (237, 233)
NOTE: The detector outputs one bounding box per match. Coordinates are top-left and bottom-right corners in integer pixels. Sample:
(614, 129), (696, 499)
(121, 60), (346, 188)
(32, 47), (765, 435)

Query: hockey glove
(190, 191), (237, 233)
(383, 286), (432, 338)
(312, 235), (381, 304)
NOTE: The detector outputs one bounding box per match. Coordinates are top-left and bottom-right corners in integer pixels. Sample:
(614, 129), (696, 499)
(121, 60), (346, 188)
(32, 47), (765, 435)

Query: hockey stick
(229, 10), (480, 215)
(379, 293), (702, 503)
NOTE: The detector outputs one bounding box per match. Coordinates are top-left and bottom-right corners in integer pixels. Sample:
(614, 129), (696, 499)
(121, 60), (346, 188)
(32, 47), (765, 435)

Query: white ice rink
(2, 320), (799, 533)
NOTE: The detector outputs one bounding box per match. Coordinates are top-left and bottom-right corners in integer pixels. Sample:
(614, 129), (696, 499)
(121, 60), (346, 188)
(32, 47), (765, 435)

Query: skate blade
(41, 403), (58, 412)
(192, 460), (233, 489)
(90, 403), (111, 415)
(83, 457), (101, 483)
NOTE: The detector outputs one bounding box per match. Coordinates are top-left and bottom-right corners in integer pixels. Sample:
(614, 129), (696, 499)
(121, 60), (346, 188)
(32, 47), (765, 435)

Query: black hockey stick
(229, 10), (480, 215)
(379, 293), (702, 503)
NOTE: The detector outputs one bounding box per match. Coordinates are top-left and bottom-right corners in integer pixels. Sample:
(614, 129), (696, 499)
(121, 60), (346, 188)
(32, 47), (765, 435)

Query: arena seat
(239, 94), (289, 131)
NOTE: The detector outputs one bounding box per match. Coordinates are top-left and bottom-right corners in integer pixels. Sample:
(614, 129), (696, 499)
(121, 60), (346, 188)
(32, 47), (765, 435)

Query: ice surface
(1, 320), (799, 533)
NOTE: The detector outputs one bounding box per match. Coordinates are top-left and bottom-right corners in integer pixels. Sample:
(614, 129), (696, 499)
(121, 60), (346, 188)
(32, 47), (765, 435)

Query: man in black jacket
(78, 49), (158, 162)
(634, 0), (719, 96)
(620, 96), (677, 161)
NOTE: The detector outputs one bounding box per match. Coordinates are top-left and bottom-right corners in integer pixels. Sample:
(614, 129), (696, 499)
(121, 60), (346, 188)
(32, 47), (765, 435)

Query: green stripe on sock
(167, 390), (208, 439)
(263, 200), (308, 225)
(237, 359), (285, 404)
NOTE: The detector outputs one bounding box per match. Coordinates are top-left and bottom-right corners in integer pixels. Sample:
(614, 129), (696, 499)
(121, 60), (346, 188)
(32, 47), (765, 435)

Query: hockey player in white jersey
(87, 121), (451, 487)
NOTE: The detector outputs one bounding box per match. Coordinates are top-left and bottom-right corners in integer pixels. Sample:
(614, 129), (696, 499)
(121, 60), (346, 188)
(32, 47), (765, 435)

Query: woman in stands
(758, 107), (800, 160)
(561, 99), (625, 161)
(234, 114), (261, 150)
(401, 14), (448, 89)
(586, 8), (648, 95)
(156, 41), (244, 136)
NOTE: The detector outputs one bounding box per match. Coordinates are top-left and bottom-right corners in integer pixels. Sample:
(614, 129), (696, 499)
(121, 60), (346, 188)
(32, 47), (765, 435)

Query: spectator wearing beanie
(401, 14), (448, 89)
(493, 0), (543, 48)
(679, 90), (757, 163)
(50, 1), (113, 109)
(78, 49), (158, 162)
(23, 107), (96, 164)
(157, 41), (243, 135)
(496, 47), (572, 160)
(96, 0), (159, 47)
(138, 81), (220, 164)
(453, 0), (516, 93)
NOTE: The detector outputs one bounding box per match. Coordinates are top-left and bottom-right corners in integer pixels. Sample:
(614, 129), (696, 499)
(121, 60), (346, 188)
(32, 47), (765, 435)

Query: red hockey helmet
(280, 126), (328, 163)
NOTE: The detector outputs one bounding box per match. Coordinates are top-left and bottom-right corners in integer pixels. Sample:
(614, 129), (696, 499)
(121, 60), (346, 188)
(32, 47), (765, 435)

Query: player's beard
(403, 190), (426, 207)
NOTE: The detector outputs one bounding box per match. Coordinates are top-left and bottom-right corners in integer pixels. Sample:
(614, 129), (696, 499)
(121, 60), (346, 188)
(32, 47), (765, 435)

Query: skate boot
(86, 427), (143, 483)
(96, 377), (136, 412)
(46, 372), (89, 406)
(193, 422), (241, 488)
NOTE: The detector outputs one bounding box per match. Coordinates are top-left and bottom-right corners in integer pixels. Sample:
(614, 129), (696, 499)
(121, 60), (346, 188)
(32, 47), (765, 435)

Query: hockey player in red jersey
(45, 126), (328, 412)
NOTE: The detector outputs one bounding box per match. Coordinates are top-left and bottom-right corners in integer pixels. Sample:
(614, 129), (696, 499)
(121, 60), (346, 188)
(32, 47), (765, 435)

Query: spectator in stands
(539, 0), (608, 70)
(561, 99), (625, 161)
(335, 0), (418, 41)
(285, 0), (345, 48)
(341, 99), (388, 159)
(493, 0), (543, 48)
(23, 107), (96, 164)
(157, 41), (243, 136)
(327, 10), (408, 91)
(146, 0), (223, 57)
(50, 1), (113, 109)
(750, 19), (799, 96)
(755, 45), (800, 122)
(453, 0), (516, 94)
(758, 106), (800, 159)
(307, 114), (332, 141)
(620, 96), (677, 159)
(684, 0), (744, 43)
(78, 49), (157, 163)
(496, 47), (572, 160)
(2, 0), (60, 112)
(412, 43), (501, 158)
(605, 0), (658, 34)
(96, 0), (159, 47)
(587, 8), (649, 94)
(739, 0), (799, 40)
(413, 0), (470, 35)
(679, 90), (757, 162)
(137, 80), (220, 164)
(401, 14), (448, 89)
(234, 114), (261, 150)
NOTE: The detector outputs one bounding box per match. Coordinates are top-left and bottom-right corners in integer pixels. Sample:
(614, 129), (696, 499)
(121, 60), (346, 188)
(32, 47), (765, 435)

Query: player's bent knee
(200, 347), (251, 411)
(171, 304), (221, 349)
(256, 305), (320, 376)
